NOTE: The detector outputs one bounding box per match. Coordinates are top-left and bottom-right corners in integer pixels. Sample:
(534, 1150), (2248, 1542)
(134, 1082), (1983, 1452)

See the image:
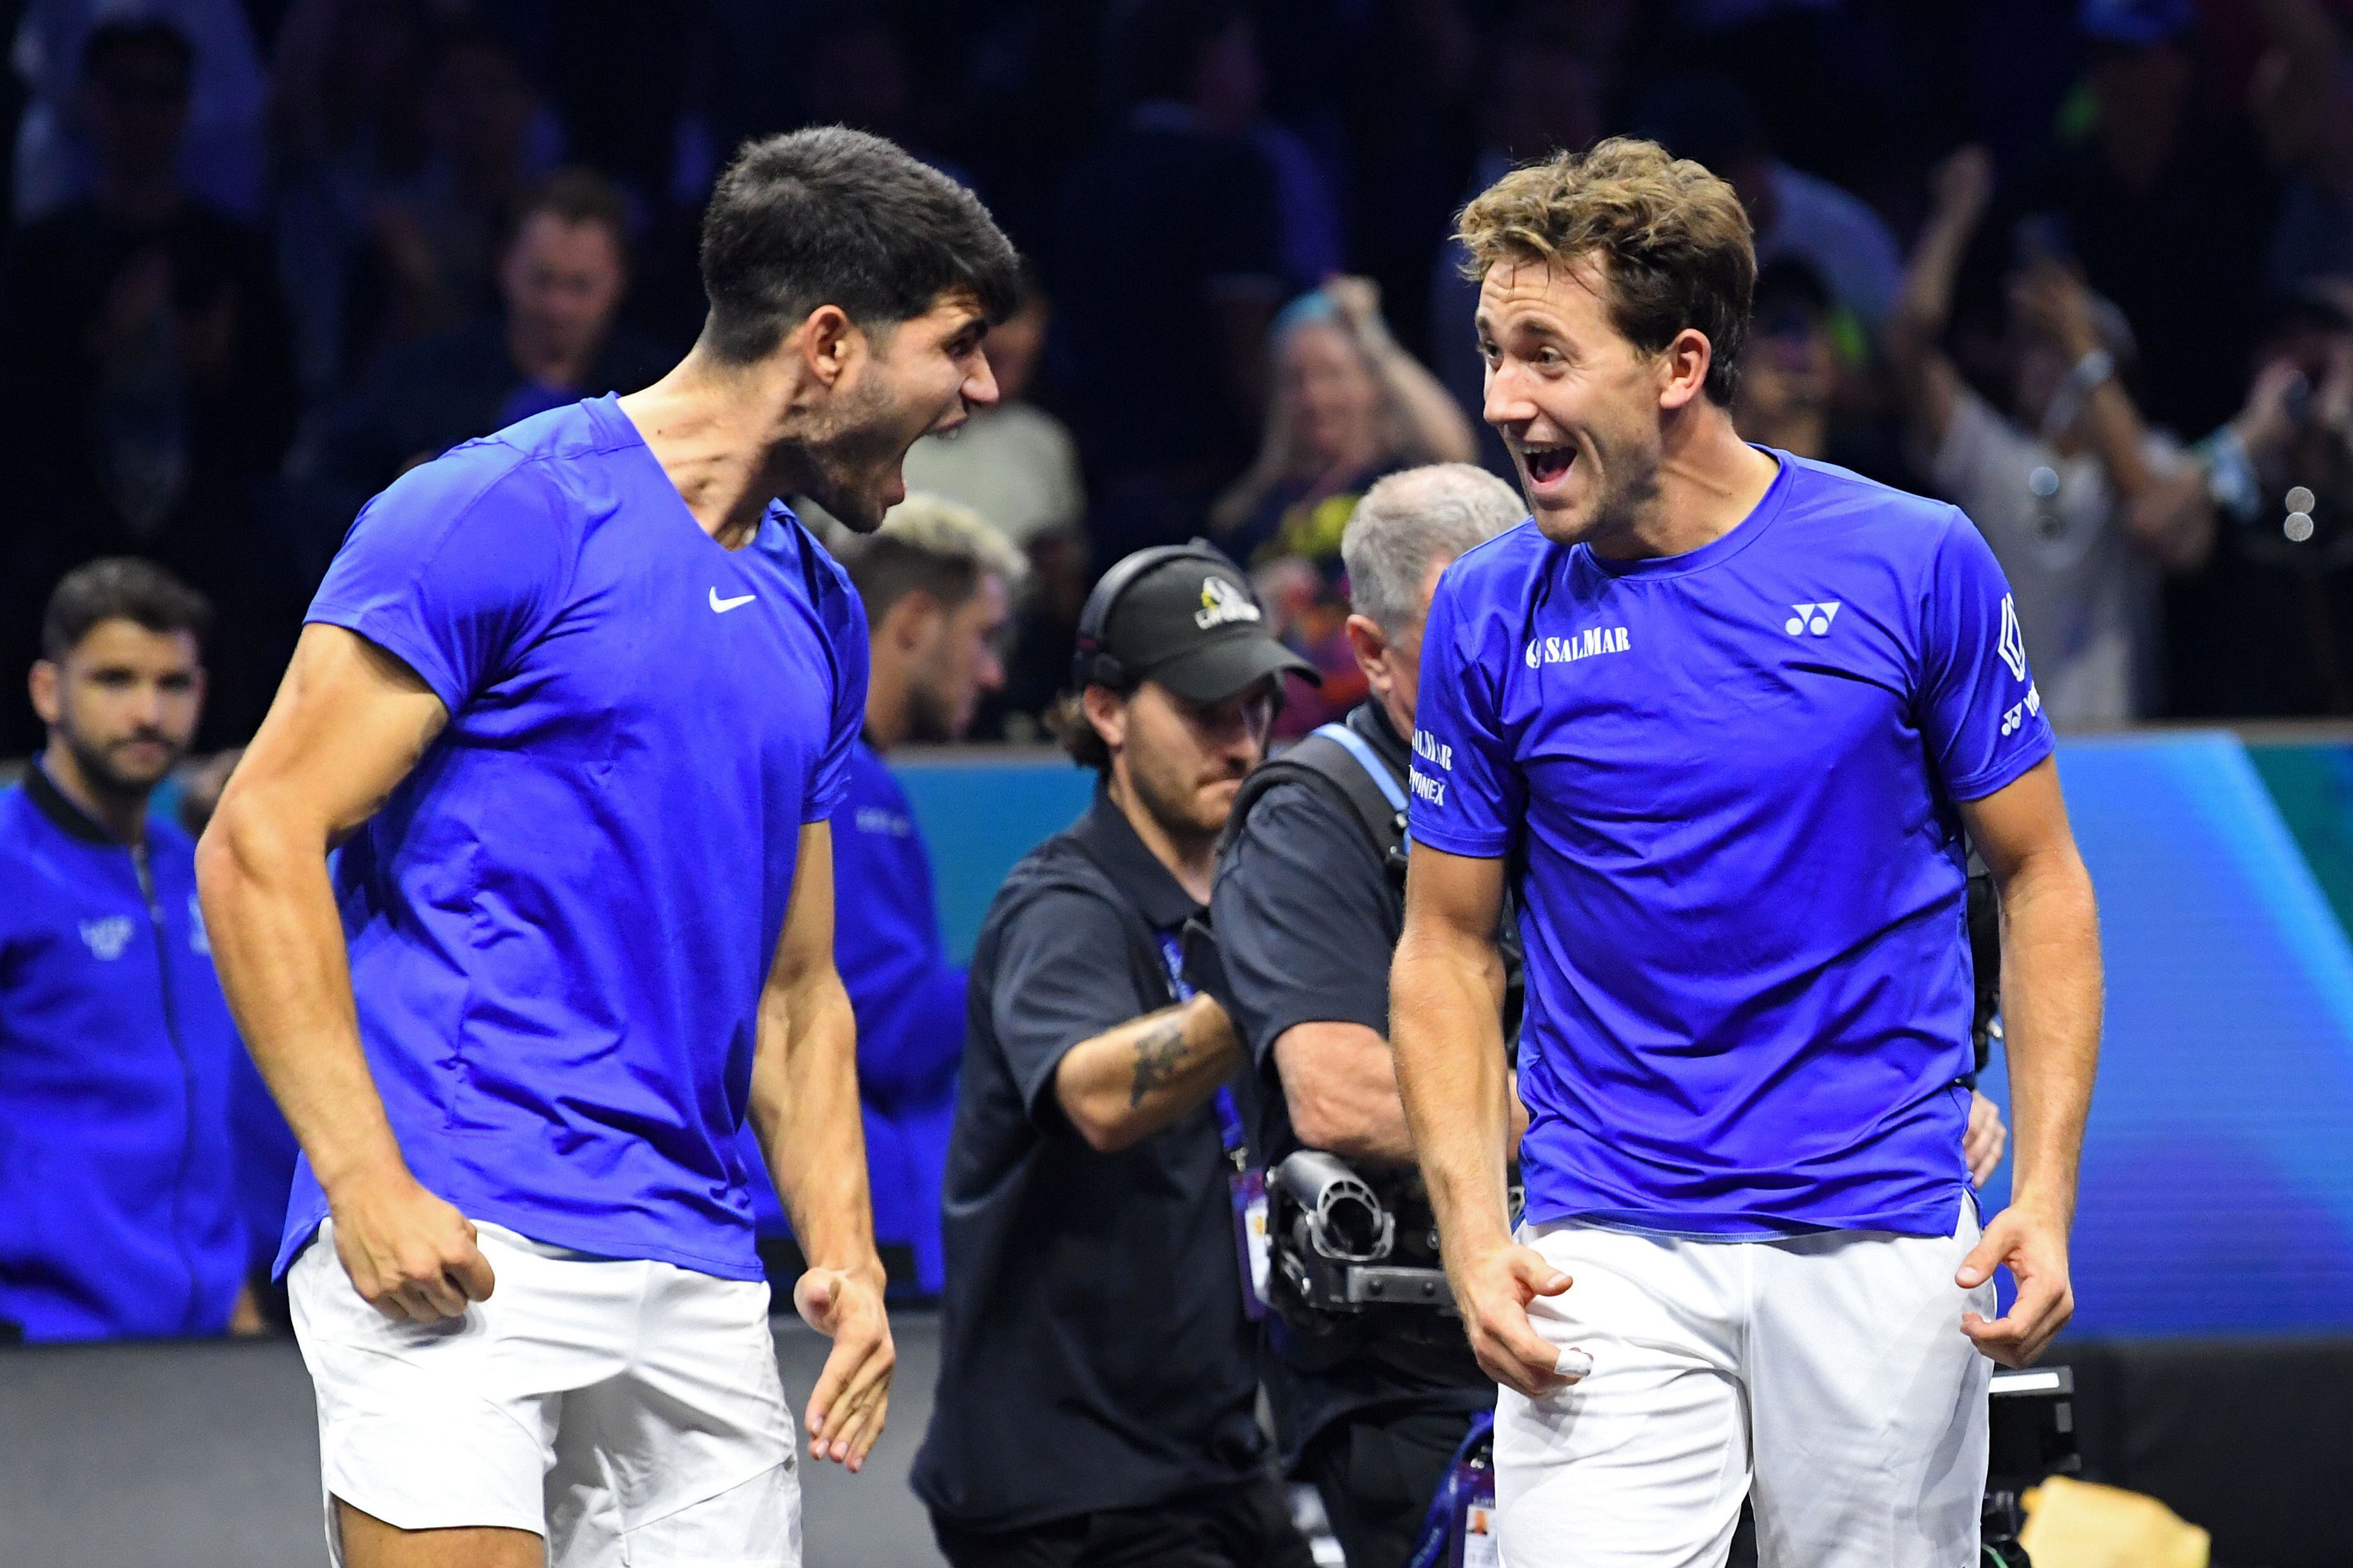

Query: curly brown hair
(1456, 137), (1755, 406)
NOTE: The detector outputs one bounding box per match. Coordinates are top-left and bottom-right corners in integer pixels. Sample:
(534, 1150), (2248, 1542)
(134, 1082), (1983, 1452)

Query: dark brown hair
(1045, 691), (1112, 775)
(42, 558), (212, 660)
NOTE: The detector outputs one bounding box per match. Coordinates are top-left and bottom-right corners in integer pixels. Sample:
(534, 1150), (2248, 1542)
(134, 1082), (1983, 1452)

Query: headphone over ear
(1068, 538), (1249, 692)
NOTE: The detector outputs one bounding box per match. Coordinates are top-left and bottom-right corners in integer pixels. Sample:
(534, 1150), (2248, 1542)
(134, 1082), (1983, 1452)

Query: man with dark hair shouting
(1393, 138), (2101, 1566)
(199, 128), (1017, 1567)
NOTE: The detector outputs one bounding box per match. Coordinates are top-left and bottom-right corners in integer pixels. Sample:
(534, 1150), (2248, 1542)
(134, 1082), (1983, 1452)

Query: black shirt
(1212, 702), (1491, 1469)
(913, 790), (1267, 1531)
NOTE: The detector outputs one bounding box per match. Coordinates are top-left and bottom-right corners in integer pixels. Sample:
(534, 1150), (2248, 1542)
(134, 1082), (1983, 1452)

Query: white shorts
(289, 1219), (800, 1567)
(1496, 1207), (1995, 1568)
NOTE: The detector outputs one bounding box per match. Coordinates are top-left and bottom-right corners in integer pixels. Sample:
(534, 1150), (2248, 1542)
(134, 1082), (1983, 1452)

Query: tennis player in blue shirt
(197, 129), (1018, 1568)
(1392, 139), (2102, 1566)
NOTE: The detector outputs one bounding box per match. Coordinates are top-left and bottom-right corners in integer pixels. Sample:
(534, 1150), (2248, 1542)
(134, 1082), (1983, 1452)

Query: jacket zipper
(132, 843), (201, 1333)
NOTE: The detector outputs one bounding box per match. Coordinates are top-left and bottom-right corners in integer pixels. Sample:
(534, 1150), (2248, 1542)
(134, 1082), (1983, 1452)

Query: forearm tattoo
(1129, 1017), (1191, 1108)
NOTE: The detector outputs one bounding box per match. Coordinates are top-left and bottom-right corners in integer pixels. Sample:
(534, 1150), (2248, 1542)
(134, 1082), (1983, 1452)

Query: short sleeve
(305, 457), (566, 713)
(988, 884), (1147, 1123)
(805, 571), (871, 823)
(1406, 567), (1525, 858)
(1212, 782), (1396, 1066)
(1918, 510), (2056, 801)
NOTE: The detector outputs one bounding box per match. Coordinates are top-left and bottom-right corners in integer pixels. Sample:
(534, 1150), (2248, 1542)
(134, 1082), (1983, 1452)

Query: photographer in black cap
(913, 543), (1319, 1567)
(1210, 464), (1527, 1565)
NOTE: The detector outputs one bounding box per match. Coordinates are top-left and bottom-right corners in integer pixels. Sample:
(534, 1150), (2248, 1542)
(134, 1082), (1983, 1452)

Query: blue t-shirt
(1410, 452), (2054, 1237)
(276, 393), (868, 1280)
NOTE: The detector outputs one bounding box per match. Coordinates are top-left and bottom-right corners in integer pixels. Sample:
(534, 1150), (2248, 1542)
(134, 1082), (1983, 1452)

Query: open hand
(795, 1266), (894, 1473)
(328, 1168), (495, 1323)
(1957, 1202), (2075, 1367)
(1453, 1238), (1578, 1398)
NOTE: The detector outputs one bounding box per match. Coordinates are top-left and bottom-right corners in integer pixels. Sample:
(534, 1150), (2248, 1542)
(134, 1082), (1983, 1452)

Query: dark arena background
(6, 1), (2353, 1565)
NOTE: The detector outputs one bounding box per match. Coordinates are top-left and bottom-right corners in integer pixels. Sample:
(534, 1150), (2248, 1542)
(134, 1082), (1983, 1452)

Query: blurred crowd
(9, 0), (2353, 770)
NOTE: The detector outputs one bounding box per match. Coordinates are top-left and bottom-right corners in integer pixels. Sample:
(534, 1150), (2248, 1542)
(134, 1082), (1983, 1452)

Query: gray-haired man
(1212, 463), (1527, 1565)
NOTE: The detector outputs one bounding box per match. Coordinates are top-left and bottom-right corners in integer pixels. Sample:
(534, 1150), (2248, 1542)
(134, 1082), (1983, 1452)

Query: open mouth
(1524, 444), (1575, 485)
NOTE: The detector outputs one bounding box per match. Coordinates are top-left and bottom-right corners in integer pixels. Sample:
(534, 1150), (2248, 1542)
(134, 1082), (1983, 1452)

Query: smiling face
(802, 290), (1000, 534)
(1477, 256), (1673, 548)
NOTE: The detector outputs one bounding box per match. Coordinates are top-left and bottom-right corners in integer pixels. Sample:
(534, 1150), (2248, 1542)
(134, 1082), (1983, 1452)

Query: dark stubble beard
(61, 723), (180, 804)
(1126, 741), (1240, 856)
(798, 377), (910, 536)
(903, 672), (959, 746)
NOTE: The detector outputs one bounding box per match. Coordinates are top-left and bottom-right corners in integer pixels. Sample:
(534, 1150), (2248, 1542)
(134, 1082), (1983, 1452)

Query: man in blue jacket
(743, 493), (1024, 1294)
(0, 559), (255, 1341)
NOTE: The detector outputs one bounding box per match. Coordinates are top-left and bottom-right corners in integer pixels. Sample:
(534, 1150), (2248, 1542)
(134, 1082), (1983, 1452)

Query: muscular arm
(1393, 844), (1568, 1397)
(196, 623), (493, 1321)
(1052, 993), (1243, 1154)
(1275, 1022), (1415, 1166)
(747, 822), (893, 1471)
(1955, 756), (2102, 1366)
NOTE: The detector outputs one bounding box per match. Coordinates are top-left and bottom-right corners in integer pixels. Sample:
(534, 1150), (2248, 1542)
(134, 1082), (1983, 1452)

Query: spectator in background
(0, 18), (297, 756)
(740, 497), (1024, 1299)
(0, 559), (256, 1343)
(2034, 0), (2314, 438)
(11, 0), (266, 221)
(902, 261), (1083, 550)
(2171, 286), (2353, 715)
(802, 9), (977, 195)
(342, 18), (555, 373)
(1733, 257), (1912, 488)
(1053, 0), (1286, 556)
(1889, 145), (2214, 727)
(902, 261), (1089, 738)
(1429, 11), (1608, 475)
(1213, 276), (1477, 732)
(1636, 70), (1905, 338)
(302, 166), (669, 543)
(265, 0), (431, 409)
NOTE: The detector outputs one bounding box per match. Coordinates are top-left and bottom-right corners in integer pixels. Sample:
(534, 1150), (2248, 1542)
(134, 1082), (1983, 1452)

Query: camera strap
(1153, 928), (1269, 1321)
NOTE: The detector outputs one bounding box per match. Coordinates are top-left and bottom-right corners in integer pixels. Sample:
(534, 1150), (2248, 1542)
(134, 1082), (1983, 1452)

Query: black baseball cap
(1102, 555), (1319, 703)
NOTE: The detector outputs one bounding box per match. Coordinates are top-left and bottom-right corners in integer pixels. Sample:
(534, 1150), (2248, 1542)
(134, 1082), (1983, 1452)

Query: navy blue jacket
(0, 765), (246, 1340)
(742, 739), (967, 1292)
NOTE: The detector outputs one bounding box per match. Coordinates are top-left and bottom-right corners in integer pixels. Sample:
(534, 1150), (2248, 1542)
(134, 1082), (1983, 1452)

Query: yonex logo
(1784, 601), (1841, 636)
(2001, 682), (2044, 736)
(1524, 627), (1630, 668)
(80, 915), (134, 961)
(1997, 594), (2029, 682)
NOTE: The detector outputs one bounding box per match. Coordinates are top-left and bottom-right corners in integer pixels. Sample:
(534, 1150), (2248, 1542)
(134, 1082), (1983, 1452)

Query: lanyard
(1156, 929), (1248, 1163)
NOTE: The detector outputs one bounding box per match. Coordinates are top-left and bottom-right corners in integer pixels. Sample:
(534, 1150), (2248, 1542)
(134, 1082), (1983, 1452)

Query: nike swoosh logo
(709, 588), (757, 613)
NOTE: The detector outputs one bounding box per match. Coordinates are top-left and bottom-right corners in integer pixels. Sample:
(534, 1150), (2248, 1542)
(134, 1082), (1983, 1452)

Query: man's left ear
(1658, 328), (1714, 412)
(802, 305), (866, 389)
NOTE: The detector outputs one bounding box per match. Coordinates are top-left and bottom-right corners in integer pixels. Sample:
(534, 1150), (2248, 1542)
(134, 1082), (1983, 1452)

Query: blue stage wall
(895, 733), (2353, 1338)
